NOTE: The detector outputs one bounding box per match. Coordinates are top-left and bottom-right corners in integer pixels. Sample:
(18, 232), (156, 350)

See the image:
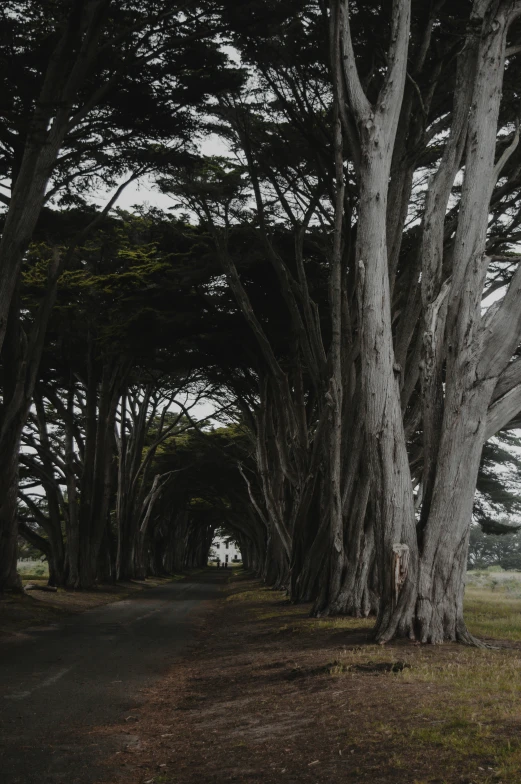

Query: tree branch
(339, 0), (371, 121)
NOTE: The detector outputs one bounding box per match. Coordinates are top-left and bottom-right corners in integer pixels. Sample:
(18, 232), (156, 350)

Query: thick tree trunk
(417, 387), (493, 642)
(263, 528), (291, 588)
(327, 476), (379, 617)
(0, 442), (23, 592)
(164, 510), (189, 574)
(0, 261), (61, 591)
(413, 2), (521, 643)
(75, 361), (120, 588)
(339, 0), (418, 641)
(322, 43), (346, 613)
(357, 162), (418, 642)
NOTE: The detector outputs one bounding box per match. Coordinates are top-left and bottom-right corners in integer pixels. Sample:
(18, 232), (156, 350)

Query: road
(0, 571), (225, 784)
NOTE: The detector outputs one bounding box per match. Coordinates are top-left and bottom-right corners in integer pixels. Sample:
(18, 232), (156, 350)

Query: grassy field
(466, 569), (521, 641)
(221, 570), (521, 783)
(17, 559), (50, 581)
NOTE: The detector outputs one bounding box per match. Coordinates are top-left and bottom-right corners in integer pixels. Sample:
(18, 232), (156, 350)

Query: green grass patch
(465, 586), (521, 641)
(323, 634), (521, 778)
(18, 560), (49, 582)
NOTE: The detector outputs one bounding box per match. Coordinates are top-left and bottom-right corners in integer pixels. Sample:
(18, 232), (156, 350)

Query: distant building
(211, 535), (241, 566)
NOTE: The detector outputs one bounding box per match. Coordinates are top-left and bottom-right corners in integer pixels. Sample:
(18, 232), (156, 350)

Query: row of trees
(0, 0), (246, 590)
(15, 212), (263, 587)
(168, 0), (521, 643)
(13, 206), (520, 596)
(2, 0), (521, 646)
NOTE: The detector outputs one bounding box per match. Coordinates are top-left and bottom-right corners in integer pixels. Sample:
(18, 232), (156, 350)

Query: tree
(180, 0), (521, 642)
(0, 0), (243, 590)
(16, 208), (260, 586)
(468, 527), (521, 570)
(475, 433), (521, 534)
(332, 0), (521, 642)
(9, 0), (521, 650)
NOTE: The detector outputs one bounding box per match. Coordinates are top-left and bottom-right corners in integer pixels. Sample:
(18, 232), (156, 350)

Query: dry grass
(17, 559), (50, 582)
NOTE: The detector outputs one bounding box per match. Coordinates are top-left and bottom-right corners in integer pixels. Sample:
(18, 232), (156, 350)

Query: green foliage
(474, 434), (521, 534)
(468, 526), (521, 570)
(151, 421), (257, 536)
(0, 1), (245, 207)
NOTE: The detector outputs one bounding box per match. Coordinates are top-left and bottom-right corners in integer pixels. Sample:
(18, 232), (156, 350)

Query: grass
(223, 571), (521, 782)
(325, 574), (521, 781)
(464, 568), (521, 641)
(17, 559), (49, 582)
(95, 570), (521, 784)
(402, 647), (521, 781)
(465, 588), (521, 641)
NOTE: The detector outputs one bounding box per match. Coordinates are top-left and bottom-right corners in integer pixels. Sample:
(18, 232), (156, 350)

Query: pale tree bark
(339, 0), (419, 640)
(334, 0), (521, 644)
(322, 0), (346, 611)
(411, 0), (521, 643)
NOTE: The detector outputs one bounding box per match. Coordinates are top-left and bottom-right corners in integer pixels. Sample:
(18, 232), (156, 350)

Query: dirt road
(0, 571), (225, 784)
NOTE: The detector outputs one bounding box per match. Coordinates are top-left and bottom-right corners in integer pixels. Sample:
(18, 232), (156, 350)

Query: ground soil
(96, 572), (521, 784)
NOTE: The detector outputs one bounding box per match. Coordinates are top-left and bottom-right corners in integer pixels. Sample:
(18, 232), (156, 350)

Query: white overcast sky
(107, 133), (229, 213)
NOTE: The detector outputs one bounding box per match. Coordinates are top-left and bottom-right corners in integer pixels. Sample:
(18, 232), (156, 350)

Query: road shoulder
(0, 574), (187, 643)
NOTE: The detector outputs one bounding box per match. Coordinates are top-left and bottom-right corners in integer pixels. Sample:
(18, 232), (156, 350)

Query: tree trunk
(65, 382), (80, 587)
(0, 259), (61, 591)
(328, 475), (379, 617)
(0, 440), (23, 592)
(413, 2), (521, 643)
(357, 161), (418, 642)
(76, 360), (120, 588)
(339, 0), (418, 641)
